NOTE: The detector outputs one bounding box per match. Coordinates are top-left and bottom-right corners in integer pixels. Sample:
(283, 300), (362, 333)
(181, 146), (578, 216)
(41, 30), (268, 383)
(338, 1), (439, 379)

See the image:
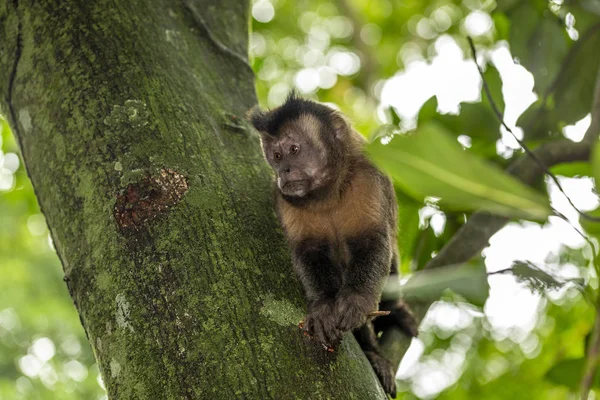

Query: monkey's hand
(334, 292), (377, 332)
(302, 299), (341, 346)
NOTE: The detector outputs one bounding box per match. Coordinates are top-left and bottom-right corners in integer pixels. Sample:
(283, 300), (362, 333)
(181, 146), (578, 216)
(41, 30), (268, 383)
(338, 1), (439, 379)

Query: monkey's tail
(373, 299), (418, 338)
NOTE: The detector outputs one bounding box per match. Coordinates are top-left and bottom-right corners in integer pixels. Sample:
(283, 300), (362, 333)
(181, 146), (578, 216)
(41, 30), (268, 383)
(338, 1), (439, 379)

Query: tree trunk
(0, 1), (387, 398)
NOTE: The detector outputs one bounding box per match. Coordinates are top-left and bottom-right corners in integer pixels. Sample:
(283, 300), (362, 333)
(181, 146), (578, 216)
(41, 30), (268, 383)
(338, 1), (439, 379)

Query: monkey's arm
(292, 238), (342, 344)
(335, 228), (391, 332)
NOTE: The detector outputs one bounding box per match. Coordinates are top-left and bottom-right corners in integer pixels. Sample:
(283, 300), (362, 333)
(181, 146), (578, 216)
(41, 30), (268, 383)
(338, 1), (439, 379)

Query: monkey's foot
(298, 319), (335, 352)
(335, 293), (376, 332)
(302, 300), (342, 345)
(364, 351), (397, 398)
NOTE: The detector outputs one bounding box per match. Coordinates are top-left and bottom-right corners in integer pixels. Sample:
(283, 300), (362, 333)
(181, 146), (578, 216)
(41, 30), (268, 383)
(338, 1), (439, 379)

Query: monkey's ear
(331, 112), (350, 140)
(246, 105), (269, 133)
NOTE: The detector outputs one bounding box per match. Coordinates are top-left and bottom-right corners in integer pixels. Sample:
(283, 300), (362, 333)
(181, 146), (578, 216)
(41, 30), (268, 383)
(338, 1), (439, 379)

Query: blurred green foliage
(2, 0), (600, 398)
(366, 120), (552, 219)
(0, 120), (105, 398)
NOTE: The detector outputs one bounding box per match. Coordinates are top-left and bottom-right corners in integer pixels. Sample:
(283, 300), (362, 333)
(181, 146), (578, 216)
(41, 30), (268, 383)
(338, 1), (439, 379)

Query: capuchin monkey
(248, 93), (417, 397)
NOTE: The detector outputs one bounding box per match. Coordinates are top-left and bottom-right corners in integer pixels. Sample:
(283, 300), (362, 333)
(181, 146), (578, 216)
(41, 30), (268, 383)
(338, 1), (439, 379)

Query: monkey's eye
(290, 145), (299, 155)
(273, 152), (282, 161)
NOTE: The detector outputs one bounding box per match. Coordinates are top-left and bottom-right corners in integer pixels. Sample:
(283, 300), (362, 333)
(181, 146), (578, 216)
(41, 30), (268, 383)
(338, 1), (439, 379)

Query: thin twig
(367, 310), (391, 318)
(487, 268), (514, 276)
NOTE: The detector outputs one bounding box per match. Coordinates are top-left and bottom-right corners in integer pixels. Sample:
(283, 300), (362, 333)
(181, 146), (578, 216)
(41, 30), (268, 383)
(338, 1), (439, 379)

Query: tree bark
(0, 1), (387, 398)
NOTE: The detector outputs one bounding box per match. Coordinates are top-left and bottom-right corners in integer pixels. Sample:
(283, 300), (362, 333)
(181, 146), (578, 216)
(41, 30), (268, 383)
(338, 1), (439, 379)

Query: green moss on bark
(0, 0), (387, 398)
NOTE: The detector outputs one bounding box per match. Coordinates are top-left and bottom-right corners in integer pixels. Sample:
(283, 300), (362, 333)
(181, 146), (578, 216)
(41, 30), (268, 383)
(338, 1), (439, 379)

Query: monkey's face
(261, 117), (332, 198)
(247, 94), (348, 199)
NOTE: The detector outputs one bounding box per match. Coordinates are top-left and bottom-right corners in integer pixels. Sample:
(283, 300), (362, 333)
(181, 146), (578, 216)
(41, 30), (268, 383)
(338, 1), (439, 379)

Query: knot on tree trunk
(114, 168), (189, 230)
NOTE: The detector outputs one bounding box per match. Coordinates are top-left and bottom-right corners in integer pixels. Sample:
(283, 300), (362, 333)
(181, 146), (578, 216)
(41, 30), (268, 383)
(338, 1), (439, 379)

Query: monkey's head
(248, 93), (357, 200)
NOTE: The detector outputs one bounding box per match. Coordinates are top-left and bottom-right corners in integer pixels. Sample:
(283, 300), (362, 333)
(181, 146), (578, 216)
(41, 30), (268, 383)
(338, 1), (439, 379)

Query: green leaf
(366, 122), (552, 220)
(592, 140), (600, 186)
(412, 226), (438, 271)
(582, 0), (600, 16)
(495, 0), (528, 12)
(430, 102), (499, 142)
(551, 24), (600, 126)
(568, 4), (600, 33)
(383, 262), (490, 308)
(517, 21), (600, 138)
(493, 12), (510, 41)
(481, 65), (505, 115)
(395, 188), (422, 274)
(468, 139), (505, 161)
(509, 2), (569, 95)
(580, 208), (600, 236)
(545, 358), (584, 389)
(495, 260), (585, 295)
(417, 95), (439, 126)
(388, 106), (402, 126)
(418, 69), (503, 142)
(545, 358), (600, 389)
(516, 100), (558, 140)
(550, 161), (592, 178)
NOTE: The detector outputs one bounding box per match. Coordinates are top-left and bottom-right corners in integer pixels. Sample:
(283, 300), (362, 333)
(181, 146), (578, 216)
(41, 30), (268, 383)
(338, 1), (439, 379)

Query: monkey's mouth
(281, 180), (310, 197)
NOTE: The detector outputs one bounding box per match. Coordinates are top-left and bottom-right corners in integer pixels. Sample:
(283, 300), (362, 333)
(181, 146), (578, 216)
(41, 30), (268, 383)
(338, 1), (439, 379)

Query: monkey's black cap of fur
(247, 91), (334, 137)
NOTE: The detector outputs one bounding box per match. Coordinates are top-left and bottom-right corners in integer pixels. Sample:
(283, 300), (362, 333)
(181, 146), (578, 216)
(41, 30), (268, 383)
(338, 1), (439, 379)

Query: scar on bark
(114, 168), (189, 230)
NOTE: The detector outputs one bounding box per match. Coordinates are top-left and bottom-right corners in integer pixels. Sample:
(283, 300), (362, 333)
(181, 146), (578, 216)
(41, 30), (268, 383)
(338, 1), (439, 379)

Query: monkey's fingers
(298, 317), (336, 352)
(299, 317), (312, 337)
(322, 343), (335, 353)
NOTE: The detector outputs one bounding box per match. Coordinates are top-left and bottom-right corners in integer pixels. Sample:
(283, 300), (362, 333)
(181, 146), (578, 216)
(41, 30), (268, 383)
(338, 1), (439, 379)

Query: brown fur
(278, 169), (382, 237)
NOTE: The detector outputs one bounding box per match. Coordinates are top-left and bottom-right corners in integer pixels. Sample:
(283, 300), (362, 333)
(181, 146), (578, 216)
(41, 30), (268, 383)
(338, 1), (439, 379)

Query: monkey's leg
(293, 238), (342, 345)
(354, 323), (397, 398)
(374, 252), (419, 338)
(335, 229), (390, 332)
(374, 299), (418, 338)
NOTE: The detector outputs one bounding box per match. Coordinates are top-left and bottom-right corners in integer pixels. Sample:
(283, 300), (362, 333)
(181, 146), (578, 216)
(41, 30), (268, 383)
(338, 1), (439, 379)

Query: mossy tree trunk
(0, 1), (387, 398)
